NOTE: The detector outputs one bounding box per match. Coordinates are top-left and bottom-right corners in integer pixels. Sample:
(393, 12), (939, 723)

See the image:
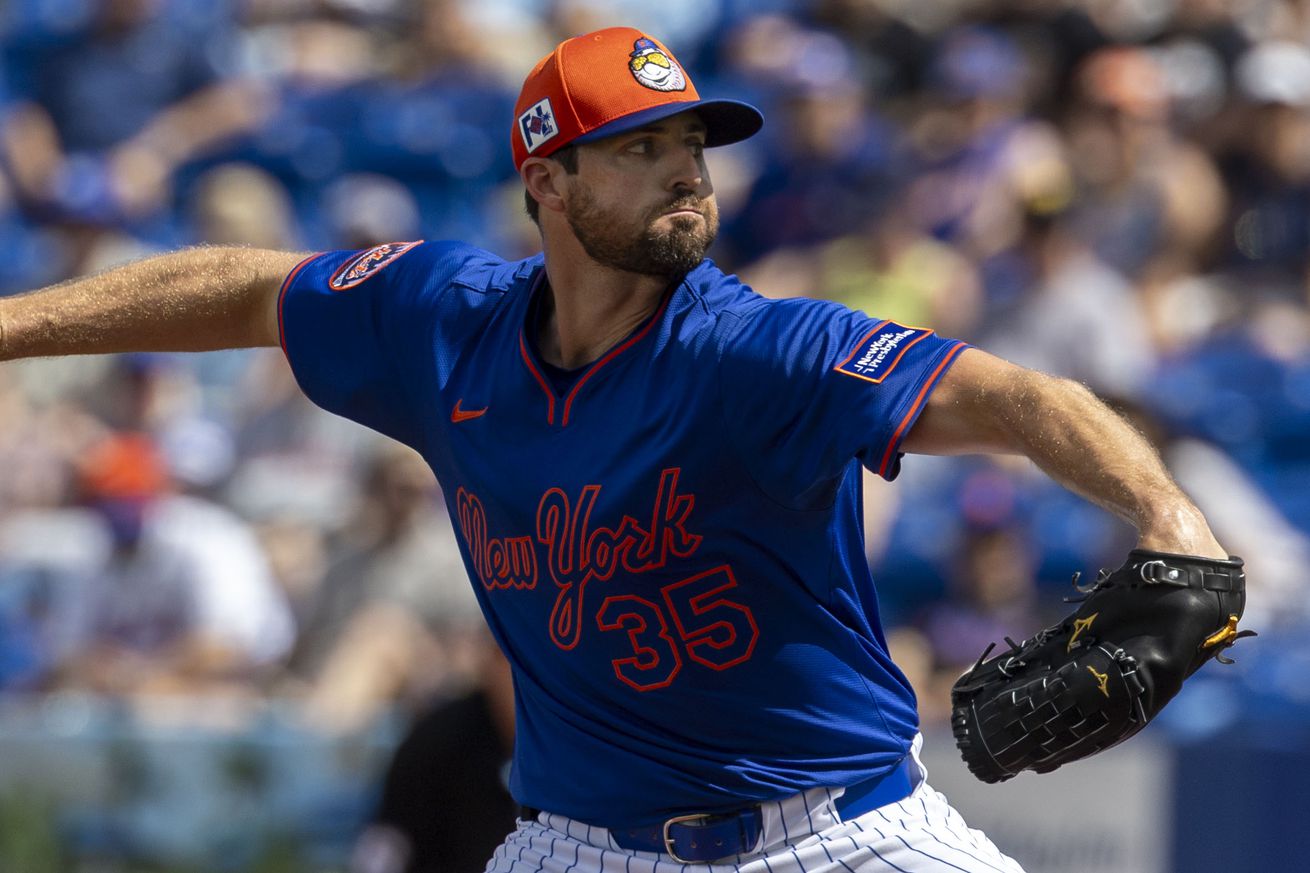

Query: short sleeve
(717, 298), (967, 508)
(277, 240), (501, 448)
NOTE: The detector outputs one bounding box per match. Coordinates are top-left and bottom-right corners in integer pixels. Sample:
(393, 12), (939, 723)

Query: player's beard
(565, 185), (718, 280)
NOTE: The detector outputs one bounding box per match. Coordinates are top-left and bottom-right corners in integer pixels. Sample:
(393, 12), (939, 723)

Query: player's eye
(625, 139), (655, 156)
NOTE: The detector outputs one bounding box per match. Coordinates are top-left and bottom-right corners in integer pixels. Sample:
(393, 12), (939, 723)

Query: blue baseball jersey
(278, 240), (968, 828)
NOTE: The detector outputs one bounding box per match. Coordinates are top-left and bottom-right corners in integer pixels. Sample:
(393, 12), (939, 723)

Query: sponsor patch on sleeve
(329, 241), (422, 291)
(834, 321), (933, 384)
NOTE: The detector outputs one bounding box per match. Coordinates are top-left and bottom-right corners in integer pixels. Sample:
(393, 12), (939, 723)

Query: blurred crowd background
(2, 0), (1310, 870)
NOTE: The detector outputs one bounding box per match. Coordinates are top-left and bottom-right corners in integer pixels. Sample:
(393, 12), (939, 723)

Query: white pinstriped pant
(485, 738), (1026, 873)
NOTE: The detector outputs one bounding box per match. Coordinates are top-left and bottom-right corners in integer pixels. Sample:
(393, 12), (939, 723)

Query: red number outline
(661, 566), (760, 671)
(596, 595), (682, 692)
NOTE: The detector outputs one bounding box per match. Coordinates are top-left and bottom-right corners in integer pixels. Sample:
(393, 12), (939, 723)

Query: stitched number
(597, 567), (759, 690)
(661, 566), (759, 670)
(596, 595), (682, 692)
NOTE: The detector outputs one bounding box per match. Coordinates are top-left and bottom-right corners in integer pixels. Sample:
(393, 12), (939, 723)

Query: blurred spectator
(1116, 399), (1310, 631)
(226, 350), (379, 526)
(153, 418), (297, 673)
(809, 0), (936, 100)
(979, 199), (1156, 397)
(351, 633), (516, 873)
(0, 564), (63, 691)
(742, 194), (983, 337)
(290, 444), (481, 732)
(3, 0), (270, 221)
(0, 78), (60, 294)
(1063, 46), (1228, 281)
(1164, 0), (1250, 72)
(187, 162), (300, 249)
(53, 432), (292, 694)
(1147, 296), (1310, 531)
(55, 433), (213, 694)
(1220, 40), (1310, 286)
(322, 173), (422, 250)
(895, 506), (1048, 725)
(723, 24), (898, 264)
(219, 12), (383, 240)
(904, 26), (1041, 260)
(817, 198), (983, 337)
(0, 365), (109, 691)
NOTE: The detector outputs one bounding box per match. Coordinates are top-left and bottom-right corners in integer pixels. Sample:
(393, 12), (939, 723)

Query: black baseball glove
(950, 549), (1255, 783)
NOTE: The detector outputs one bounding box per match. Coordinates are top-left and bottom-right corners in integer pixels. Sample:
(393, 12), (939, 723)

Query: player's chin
(660, 226), (711, 253)
(652, 213), (714, 243)
(634, 231), (712, 277)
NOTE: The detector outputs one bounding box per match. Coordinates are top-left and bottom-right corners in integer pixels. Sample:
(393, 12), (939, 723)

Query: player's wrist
(1135, 504), (1226, 559)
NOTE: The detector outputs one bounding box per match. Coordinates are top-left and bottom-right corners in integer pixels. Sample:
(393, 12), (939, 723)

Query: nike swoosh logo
(451, 400), (488, 423)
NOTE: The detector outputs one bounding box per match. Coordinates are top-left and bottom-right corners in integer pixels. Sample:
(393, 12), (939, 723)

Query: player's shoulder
(411, 242), (543, 331)
(407, 239), (502, 274)
(413, 240), (541, 297)
(685, 264), (861, 364)
(359, 239), (524, 296)
(304, 239), (531, 296)
(683, 261), (851, 324)
(729, 294), (856, 335)
(311, 241), (545, 322)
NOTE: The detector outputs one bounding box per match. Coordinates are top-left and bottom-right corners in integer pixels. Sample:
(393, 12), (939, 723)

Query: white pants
(485, 738), (1026, 873)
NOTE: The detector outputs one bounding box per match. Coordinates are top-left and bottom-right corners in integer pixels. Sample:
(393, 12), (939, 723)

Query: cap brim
(572, 98), (764, 148)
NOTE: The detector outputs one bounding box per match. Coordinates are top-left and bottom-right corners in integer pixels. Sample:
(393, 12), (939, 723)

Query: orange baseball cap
(78, 433), (168, 501)
(512, 26), (764, 171)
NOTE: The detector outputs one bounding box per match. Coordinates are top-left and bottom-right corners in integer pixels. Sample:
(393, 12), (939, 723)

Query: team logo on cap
(628, 38), (687, 92)
(519, 98), (559, 153)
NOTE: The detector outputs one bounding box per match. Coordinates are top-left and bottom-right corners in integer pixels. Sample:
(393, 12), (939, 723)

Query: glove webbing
(956, 644), (1147, 781)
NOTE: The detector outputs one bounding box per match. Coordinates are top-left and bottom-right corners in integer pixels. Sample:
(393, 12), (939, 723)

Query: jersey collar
(518, 267), (677, 427)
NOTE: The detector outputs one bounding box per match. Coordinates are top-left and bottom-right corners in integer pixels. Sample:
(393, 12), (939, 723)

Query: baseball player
(0, 27), (1232, 873)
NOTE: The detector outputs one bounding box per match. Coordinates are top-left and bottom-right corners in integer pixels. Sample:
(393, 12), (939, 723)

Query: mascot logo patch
(628, 38), (687, 92)
(329, 241), (421, 291)
(519, 98), (558, 154)
(835, 321), (932, 384)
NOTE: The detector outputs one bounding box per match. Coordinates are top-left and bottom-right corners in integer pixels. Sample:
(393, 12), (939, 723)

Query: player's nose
(665, 144), (705, 193)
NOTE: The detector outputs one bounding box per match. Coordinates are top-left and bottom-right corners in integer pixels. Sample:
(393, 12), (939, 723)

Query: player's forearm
(996, 373), (1222, 555)
(908, 351), (1225, 557)
(0, 247), (305, 361)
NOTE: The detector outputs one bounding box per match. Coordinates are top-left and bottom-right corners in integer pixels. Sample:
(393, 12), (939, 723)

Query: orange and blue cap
(512, 26), (764, 171)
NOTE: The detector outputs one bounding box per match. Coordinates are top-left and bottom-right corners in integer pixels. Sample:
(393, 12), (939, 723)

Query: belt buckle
(662, 812), (712, 864)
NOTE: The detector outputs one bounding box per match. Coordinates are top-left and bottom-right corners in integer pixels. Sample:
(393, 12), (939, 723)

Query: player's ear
(521, 158), (567, 217)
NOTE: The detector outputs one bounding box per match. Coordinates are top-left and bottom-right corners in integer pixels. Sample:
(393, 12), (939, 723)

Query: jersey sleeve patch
(834, 321), (933, 384)
(328, 241), (422, 291)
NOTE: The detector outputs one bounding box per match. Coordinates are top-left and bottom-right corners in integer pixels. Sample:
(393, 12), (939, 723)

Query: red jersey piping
(877, 342), (967, 478)
(561, 293), (672, 427)
(277, 253), (323, 356)
(519, 332), (557, 425)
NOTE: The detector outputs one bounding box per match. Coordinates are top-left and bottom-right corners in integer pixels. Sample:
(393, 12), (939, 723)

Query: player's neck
(537, 254), (671, 370)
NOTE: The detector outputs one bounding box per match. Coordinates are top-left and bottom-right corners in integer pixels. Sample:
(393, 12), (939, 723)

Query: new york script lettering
(537, 467), (702, 650)
(454, 468), (703, 649)
(456, 488), (538, 590)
